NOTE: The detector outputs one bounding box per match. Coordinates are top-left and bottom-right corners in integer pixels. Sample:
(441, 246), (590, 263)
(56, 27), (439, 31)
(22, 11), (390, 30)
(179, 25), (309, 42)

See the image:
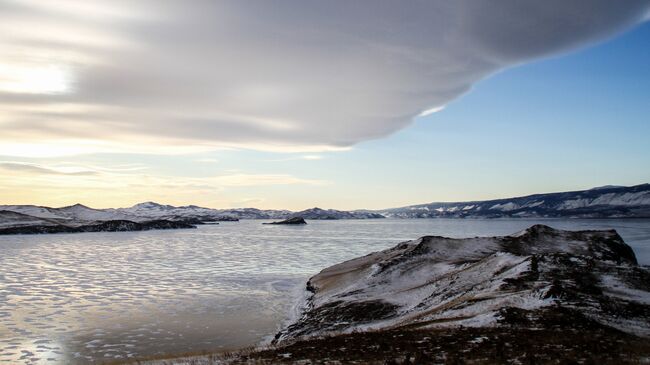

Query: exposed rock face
(383, 183), (650, 218)
(276, 225), (650, 342)
(264, 217), (307, 225)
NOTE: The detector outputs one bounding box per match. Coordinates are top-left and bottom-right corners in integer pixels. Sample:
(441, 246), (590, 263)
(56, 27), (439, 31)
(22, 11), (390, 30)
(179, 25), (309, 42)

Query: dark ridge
(0, 219), (196, 235)
(499, 224), (637, 265)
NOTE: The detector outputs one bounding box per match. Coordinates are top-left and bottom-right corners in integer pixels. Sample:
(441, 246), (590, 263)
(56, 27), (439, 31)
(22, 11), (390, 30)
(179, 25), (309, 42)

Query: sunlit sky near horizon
(1, 1), (649, 210)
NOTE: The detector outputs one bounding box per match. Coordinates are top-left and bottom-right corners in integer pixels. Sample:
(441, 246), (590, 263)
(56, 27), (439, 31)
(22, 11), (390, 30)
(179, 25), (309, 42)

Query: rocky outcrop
(276, 225), (650, 342)
(264, 217), (307, 225)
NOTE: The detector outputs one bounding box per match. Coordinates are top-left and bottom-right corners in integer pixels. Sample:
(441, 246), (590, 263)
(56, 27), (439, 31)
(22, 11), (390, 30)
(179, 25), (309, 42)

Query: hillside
(382, 184), (650, 218)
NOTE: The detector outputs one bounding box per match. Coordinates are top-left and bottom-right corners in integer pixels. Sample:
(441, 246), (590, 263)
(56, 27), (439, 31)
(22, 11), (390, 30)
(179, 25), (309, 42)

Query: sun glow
(0, 63), (71, 94)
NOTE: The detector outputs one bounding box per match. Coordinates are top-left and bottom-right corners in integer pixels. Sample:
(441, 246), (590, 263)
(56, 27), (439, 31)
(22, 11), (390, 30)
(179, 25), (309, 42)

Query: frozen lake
(0, 218), (649, 364)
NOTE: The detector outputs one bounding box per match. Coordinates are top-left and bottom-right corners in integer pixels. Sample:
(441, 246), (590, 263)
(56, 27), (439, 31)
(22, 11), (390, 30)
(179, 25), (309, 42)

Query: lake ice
(0, 218), (648, 364)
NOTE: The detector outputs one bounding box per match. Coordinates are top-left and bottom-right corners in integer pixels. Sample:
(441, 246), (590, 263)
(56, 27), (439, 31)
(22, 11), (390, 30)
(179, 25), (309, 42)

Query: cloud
(0, 161), (324, 188)
(265, 154), (325, 162)
(195, 158), (219, 163)
(1, 1), (649, 155)
(210, 173), (326, 187)
(0, 161), (98, 175)
(0, 160), (327, 207)
(301, 155), (323, 161)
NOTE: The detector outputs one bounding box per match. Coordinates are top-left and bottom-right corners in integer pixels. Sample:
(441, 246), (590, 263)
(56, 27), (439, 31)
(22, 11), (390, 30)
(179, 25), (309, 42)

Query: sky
(1, 1), (649, 210)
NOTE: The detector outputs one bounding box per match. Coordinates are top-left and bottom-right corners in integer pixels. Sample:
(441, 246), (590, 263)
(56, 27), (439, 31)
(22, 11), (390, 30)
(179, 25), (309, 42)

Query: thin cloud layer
(0, 161), (97, 175)
(1, 0), (649, 155)
(0, 160), (326, 207)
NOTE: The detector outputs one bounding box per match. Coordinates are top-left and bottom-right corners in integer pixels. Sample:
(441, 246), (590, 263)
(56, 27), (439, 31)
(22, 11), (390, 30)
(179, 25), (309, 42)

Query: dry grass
(125, 324), (650, 365)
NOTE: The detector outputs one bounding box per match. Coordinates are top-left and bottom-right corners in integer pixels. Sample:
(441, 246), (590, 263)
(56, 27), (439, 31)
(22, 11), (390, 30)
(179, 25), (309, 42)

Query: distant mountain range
(0, 202), (383, 226)
(0, 184), (648, 234)
(0, 202), (383, 235)
(382, 184), (650, 219)
(111, 203), (384, 220)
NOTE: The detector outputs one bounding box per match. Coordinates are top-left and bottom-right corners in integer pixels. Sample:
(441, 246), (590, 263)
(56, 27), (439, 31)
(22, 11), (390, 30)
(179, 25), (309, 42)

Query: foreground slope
(277, 225), (649, 341)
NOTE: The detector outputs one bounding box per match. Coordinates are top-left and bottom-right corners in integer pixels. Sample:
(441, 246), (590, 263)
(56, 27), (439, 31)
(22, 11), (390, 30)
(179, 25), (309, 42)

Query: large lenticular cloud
(1, 0), (649, 155)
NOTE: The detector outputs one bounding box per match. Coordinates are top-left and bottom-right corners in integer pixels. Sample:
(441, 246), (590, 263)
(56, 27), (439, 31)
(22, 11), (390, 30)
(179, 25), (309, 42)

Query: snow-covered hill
(113, 203), (383, 220)
(113, 202), (240, 222)
(0, 203), (200, 235)
(0, 203), (139, 223)
(276, 225), (650, 342)
(0, 210), (61, 229)
(382, 183), (650, 218)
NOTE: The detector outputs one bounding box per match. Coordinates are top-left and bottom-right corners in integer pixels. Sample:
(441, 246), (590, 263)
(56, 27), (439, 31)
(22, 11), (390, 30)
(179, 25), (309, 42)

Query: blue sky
(0, 2), (648, 210)
(360, 22), (650, 205)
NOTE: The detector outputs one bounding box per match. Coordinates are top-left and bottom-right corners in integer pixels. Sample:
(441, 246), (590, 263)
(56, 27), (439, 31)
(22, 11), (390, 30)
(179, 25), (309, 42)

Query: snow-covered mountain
(204, 207), (383, 220)
(0, 203), (139, 223)
(113, 203), (383, 220)
(276, 225), (650, 342)
(382, 183), (650, 218)
(0, 203), (201, 235)
(201, 207), (292, 220)
(112, 202), (240, 222)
